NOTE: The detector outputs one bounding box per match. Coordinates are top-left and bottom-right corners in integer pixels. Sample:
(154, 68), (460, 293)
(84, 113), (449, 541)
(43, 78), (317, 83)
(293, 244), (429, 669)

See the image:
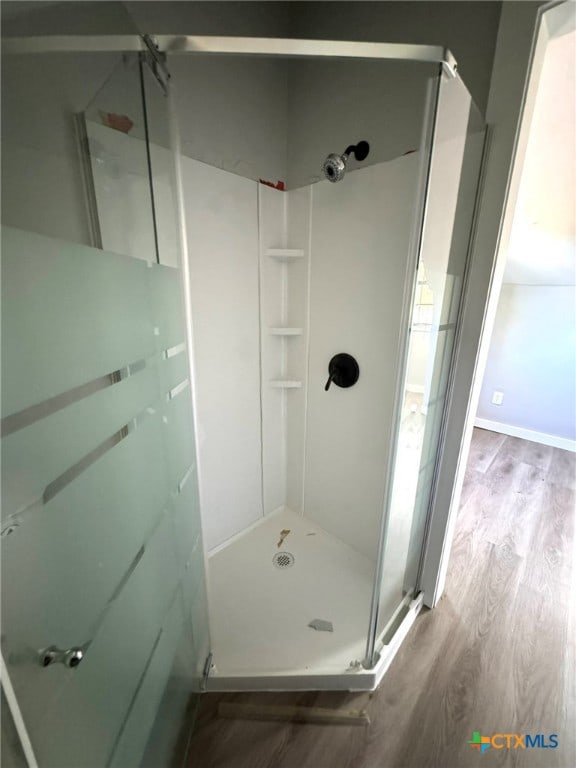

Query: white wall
(477, 285), (576, 444)
(154, 1), (502, 190)
(1, 142), (92, 247)
(475, 27), (576, 449)
(304, 155), (420, 560)
(1, 51), (120, 245)
(126, 1), (502, 117)
(182, 158), (263, 551)
(286, 59), (436, 190)
(172, 57), (288, 186)
(170, 54), (436, 193)
(170, 55), (434, 192)
(286, 1), (501, 116)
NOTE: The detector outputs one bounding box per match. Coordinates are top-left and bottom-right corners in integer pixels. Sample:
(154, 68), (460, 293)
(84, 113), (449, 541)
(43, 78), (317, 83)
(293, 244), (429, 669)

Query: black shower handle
(324, 353), (360, 391)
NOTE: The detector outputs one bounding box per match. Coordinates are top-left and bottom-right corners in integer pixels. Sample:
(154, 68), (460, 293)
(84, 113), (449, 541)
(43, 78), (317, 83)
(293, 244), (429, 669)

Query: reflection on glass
(375, 75), (486, 640)
(83, 54), (157, 262)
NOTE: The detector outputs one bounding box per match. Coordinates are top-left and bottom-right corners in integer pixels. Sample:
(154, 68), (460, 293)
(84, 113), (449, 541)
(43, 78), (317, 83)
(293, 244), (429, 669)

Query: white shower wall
(184, 165), (311, 551)
(184, 153), (421, 561)
(258, 183), (312, 518)
(304, 155), (420, 560)
(285, 187), (313, 514)
(183, 158), (263, 551)
(258, 185), (288, 517)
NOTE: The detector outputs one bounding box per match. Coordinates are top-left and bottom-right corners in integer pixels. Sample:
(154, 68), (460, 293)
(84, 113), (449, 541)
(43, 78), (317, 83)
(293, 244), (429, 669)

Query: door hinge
(140, 34), (170, 94)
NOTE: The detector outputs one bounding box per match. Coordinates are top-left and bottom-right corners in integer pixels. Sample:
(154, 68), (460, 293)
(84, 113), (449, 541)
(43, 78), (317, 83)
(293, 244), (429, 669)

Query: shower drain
(273, 551), (295, 569)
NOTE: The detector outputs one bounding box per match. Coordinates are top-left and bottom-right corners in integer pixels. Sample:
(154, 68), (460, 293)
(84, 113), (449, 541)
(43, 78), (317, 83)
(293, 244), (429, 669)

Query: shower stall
(1, 14), (485, 767)
(171, 40), (485, 689)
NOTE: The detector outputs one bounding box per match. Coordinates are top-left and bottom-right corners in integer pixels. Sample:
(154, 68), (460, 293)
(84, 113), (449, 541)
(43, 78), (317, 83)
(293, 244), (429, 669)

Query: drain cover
(273, 551), (295, 569)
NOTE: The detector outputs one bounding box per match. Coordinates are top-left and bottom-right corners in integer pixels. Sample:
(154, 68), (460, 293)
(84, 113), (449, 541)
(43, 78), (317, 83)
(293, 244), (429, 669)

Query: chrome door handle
(40, 646), (84, 669)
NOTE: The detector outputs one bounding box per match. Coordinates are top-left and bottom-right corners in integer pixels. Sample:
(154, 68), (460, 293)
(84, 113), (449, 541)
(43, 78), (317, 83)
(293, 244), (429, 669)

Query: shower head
(321, 140), (370, 183)
(322, 153), (348, 183)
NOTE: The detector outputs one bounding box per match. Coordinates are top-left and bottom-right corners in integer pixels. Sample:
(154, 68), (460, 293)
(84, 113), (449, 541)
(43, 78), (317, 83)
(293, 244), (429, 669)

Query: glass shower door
(1, 41), (209, 768)
(368, 71), (486, 660)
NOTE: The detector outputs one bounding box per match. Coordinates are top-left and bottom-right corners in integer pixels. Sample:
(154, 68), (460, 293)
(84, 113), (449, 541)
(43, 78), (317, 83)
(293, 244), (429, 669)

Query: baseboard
(206, 670), (377, 693)
(474, 417), (576, 453)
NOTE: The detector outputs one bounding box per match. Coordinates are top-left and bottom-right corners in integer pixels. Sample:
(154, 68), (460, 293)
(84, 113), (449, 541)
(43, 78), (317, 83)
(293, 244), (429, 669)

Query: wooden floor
(186, 430), (575, 768)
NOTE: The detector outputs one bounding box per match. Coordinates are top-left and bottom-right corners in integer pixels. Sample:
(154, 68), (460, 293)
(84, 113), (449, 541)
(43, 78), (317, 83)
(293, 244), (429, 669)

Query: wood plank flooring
(186, 430), (576, 768)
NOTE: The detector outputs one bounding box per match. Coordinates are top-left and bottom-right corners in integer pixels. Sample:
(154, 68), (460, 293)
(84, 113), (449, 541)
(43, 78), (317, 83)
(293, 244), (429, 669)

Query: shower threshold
(205, 509), (423, 692)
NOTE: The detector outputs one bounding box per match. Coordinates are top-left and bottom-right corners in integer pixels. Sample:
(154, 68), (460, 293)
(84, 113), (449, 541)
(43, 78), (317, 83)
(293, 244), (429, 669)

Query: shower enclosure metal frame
(3, 31), (474, 694)
(2, 35), (458, 78)
(151, 36), (460, 690)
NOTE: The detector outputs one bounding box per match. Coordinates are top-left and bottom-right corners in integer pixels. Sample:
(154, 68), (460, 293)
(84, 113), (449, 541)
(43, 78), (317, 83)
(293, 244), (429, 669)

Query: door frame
(418, 0), (575, 608)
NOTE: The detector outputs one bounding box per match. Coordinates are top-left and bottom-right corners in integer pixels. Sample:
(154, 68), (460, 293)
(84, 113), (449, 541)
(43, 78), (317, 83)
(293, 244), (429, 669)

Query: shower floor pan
(206, 508), (423, 691)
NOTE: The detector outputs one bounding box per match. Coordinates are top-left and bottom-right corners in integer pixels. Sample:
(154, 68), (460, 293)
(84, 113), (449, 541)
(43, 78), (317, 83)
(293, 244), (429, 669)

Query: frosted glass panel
(2, 416), (169, 664)
(162, 389), (197, 490)
(29, 513), (179, 767)
(161, 350), (190, 394)
(172, 466), (203, 580)
(1, 227), (154, 417)
(148, 261), (187, 351)
(2, 364), (161, 519)
(2, 17), (207, 766)
(109, 588), (186, 768)
(1, 226), (208, 766)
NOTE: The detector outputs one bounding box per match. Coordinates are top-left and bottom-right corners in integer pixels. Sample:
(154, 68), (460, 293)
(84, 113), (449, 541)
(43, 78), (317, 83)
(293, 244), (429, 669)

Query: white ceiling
(504, 29), (576, 285)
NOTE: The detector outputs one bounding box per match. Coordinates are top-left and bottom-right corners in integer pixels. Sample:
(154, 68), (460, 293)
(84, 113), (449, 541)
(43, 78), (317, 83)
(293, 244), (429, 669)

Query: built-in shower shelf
(269, 327), (303, 336)
(269, 380), (302, 389)
(266, 249), (305, 261)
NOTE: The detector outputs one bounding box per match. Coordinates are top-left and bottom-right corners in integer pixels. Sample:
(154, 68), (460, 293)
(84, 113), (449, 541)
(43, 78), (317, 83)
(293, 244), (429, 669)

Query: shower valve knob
(325, 353), (360, 391)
